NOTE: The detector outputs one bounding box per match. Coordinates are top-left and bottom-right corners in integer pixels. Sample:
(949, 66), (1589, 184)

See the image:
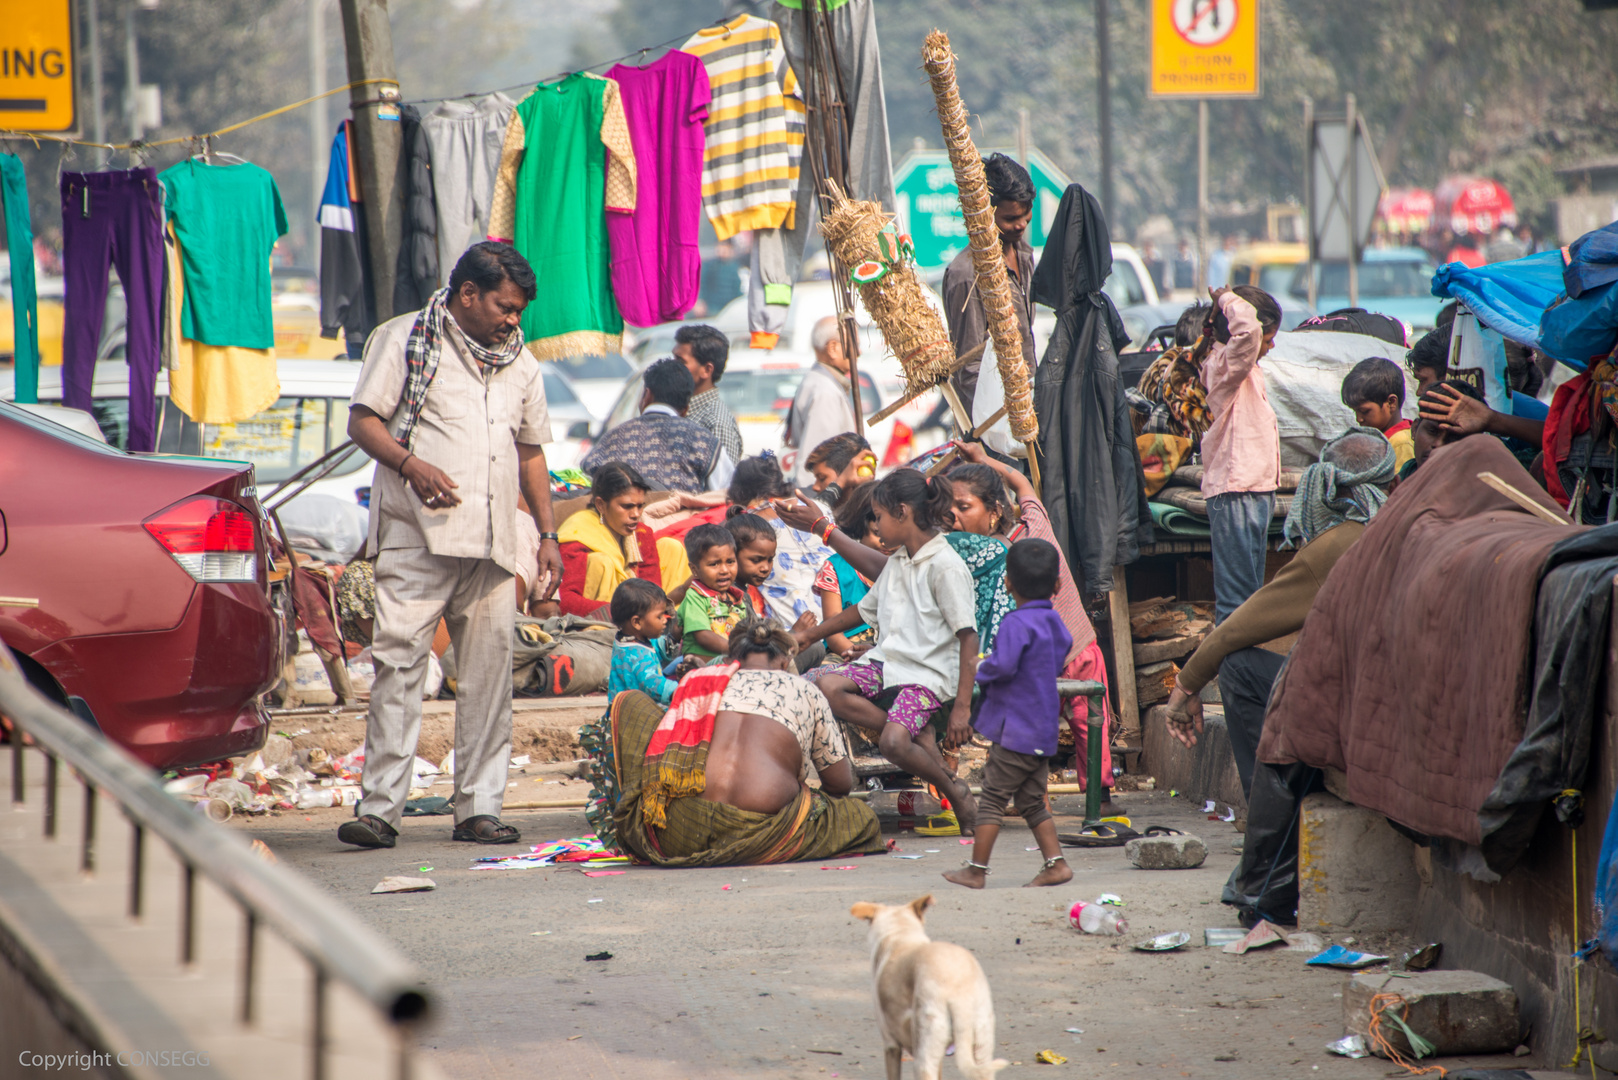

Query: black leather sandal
(452, 814), (521, 845)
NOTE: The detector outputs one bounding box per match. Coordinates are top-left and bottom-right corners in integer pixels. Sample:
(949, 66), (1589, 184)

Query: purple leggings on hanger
(61, 168), (164, 452)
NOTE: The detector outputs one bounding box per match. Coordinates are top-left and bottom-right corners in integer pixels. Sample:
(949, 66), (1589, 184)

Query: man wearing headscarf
(1161, 427), (1396, 796)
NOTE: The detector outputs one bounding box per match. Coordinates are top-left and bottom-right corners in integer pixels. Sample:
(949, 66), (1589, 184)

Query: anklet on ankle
(961, 860), (991, 873)
(1041, 856), (1067, 870)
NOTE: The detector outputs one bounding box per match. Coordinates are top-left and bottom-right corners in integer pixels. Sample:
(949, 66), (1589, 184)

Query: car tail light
(144, 497), (259, 583)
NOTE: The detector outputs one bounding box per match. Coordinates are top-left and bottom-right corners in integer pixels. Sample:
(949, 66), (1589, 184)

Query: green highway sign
(892, 148), (1072, 272)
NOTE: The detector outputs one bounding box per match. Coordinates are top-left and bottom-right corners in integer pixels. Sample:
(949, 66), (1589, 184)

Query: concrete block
(1344, 970), (1519, 1057)
(1298, 792), (1420, 933)
(1139, 703), (1246, 814)
(1124, 834), (1207, 869)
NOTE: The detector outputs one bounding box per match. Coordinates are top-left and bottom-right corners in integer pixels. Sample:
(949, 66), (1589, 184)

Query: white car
(594, 345), (950, 482)
(1, 358), (598, 508)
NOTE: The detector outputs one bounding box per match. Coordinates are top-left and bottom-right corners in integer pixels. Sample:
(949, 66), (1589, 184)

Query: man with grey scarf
(1162, 427), (1396, 796)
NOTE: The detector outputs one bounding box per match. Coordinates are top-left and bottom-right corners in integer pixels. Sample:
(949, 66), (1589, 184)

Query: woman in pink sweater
(1196, 286), (1284, 623)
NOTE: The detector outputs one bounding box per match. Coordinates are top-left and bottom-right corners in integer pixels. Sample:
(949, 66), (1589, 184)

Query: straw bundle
(818, 182), (957, 389)
(920, 29), (1038, 444)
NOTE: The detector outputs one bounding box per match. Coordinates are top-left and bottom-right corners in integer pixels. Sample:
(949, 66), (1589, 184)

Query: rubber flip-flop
(915, 810), (961, 837)
(1057, 823), (1142, 848)
(1143, 825), (1185, 836)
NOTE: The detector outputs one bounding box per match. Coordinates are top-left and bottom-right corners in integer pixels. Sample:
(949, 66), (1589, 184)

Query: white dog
(850, 895), (1008, 1080)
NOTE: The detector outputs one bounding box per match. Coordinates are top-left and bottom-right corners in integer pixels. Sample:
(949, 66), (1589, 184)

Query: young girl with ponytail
(798, 469), (982, 833)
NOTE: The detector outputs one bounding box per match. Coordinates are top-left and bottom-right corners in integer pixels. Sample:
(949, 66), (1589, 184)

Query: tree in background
(606, 0), (1618, 242)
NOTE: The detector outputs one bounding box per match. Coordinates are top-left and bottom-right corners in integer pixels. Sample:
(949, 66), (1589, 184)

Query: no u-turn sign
(1149, 0), (1261, 99)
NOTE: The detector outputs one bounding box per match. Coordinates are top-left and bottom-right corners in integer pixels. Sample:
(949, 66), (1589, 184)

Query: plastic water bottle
(1069, 900), (1129, 936)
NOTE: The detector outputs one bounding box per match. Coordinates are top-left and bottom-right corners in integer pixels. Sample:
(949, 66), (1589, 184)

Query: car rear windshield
(718, 370), (879, 418)
(0, 401), (127, 456)
(546, 353), (632, 381)
(1290, 259), (1436, 299)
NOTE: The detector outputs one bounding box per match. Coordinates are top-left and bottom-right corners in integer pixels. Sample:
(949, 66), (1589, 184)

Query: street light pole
(310, 0), (327, 268)
(86, 0), (107, 164)
(124, 1), (142, 142)
(1095, 0), (1114, 230)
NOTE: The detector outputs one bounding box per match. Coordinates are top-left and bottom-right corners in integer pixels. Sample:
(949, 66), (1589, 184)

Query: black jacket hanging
(1030, 183), (1150, 593)
(318, 120), (374, 356)
(393, 103), (439, 313)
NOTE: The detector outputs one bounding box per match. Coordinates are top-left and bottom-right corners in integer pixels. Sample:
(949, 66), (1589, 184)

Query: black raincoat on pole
(1031, 184), (1151, 594)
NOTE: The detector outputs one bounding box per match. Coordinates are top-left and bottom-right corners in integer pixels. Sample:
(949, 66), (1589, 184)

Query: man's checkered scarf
(395, 288), (525, 450)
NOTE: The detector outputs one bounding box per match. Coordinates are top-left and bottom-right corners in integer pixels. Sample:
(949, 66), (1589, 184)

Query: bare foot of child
(942, 864), (988, 889)
(1024, 856), (1072, 888)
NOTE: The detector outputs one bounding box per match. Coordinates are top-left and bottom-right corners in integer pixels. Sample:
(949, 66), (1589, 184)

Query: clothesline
(0, 17), (736, 157)
(394, 20), (732, 108)
(0, 78), (398, 155)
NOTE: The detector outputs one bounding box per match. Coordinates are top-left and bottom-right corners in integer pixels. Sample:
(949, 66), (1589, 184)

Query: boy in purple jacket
(944, 539), (1074, 889)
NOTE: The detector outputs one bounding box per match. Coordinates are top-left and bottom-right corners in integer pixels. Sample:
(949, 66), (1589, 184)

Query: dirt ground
(267, 697), (600, 768)
(232, 788), (1559, 1080)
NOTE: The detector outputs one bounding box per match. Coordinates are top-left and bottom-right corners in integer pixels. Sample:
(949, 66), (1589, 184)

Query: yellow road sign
(1149, 0), (1261, 99)
(0, 0), (76, 132)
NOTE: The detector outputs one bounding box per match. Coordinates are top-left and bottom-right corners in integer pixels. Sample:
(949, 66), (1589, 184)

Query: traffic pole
(1196, 99), (1209, 290)
(338, 0), (403, 323)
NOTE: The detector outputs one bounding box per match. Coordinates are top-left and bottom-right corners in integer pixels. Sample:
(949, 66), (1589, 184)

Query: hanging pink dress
(605, 51), (711, 327)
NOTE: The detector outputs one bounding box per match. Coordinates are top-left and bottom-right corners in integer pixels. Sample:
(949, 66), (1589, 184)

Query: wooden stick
(865, 342), (987, 426)
(971, 405), (1007, 439)
(1025, 441), (1043, 491)
(939, 381), (973, 437)
(922, 30), (1038, 444)
(1108, 565), (1139, 740)
(1477, 471), (1575, 525)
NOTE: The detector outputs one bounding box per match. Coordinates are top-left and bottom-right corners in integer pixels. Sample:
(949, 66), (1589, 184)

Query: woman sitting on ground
(558, 462), (691, 619)
(611, 617), (883, 867)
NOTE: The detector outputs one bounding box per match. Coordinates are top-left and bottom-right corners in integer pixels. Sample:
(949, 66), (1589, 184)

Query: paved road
(236, 790), (1549, 1080)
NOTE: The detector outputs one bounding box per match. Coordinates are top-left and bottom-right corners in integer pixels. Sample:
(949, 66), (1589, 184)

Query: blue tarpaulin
(1431, 251), (1565, 350)
(1432, 249), (1618, 371)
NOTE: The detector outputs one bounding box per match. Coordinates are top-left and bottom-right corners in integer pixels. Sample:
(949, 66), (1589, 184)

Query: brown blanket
(1258, 437), (1582, 844)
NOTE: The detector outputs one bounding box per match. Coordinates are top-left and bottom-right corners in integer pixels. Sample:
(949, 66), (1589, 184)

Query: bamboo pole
(921, 29), (1040, 472)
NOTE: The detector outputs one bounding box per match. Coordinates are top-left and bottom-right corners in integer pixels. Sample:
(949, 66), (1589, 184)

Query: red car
(0, 402), (282, 770)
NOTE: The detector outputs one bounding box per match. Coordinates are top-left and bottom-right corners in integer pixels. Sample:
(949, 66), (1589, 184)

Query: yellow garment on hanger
(169, 340), (278, 424)
(166, 223), (279, 424)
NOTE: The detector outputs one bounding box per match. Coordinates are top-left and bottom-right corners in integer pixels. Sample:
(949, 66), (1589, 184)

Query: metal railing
(0, 642), (428, 1079)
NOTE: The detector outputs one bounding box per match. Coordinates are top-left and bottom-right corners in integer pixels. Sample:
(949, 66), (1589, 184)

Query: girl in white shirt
(800, 469), (983, 834)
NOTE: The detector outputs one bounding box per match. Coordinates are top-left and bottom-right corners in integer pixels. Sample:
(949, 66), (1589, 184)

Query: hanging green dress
(489, 72), (637, 361)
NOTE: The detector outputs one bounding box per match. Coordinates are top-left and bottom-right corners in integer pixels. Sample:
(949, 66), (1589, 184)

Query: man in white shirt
(340, 242), (562, 849)
(786, 316), (859, 486)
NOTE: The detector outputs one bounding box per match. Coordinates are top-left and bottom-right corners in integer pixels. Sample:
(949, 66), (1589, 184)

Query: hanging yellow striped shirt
(682, 14), (805, 240)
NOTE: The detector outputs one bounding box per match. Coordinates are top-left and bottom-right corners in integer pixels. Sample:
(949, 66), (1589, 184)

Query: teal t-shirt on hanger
(158, 159), (288, 350)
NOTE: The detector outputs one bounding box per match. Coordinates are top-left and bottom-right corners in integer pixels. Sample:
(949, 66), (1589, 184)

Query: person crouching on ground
(798, 468), (982, 833)
(944, 538), (1073, 890)
(1341, 357), (1414, 472)
(1197, 284), (1283, 623)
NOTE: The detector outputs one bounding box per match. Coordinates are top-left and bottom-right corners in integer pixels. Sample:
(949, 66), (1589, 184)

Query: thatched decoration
(920, 29), (1038, 444)
(818, 182), (957, 390)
